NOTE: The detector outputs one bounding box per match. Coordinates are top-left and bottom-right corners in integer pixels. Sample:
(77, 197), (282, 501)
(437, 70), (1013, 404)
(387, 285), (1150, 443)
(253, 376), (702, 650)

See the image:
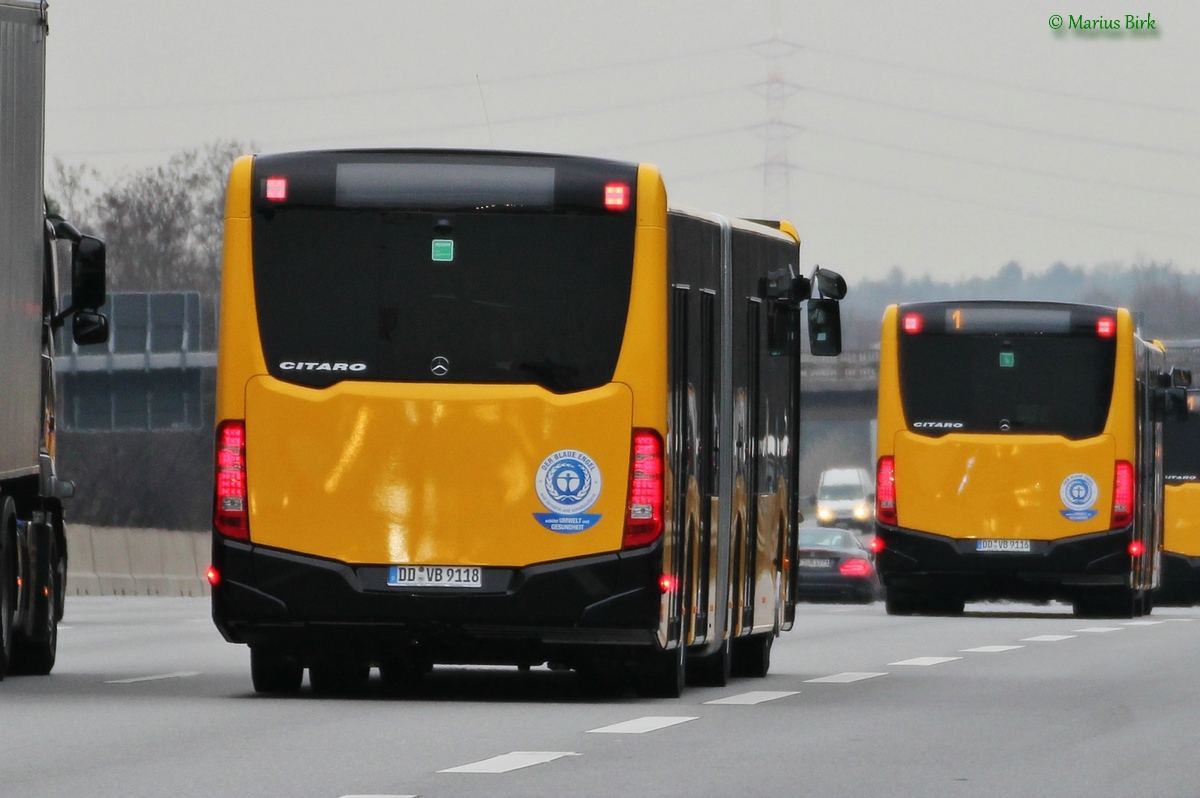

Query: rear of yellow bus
(209, 150), (672, 691)
(874, 301), (1151, 617)
(1161, 391), (1200, 604)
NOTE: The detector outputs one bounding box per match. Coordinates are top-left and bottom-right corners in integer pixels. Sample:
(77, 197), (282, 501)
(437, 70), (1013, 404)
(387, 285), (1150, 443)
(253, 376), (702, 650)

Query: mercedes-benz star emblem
(430, 356), (450, 377)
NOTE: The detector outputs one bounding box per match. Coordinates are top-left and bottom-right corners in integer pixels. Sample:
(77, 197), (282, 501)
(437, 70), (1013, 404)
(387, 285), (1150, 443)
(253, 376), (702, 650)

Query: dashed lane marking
(705, 691), (799, 705)
(1121, 620), (1165, 626)
(338, 794), (417, 797)
(105, 671), (201, 684)
(439, 751), (578, 774)
(805, 672), (888, 683)
(889, 656), (962, 666)
(1074, 626), (1122, 633)
(587, 716), (698, 734)
(960, 645), (1024, 653)
(1021, 635), (1077, 642)
(1162, 618), (1197, 622)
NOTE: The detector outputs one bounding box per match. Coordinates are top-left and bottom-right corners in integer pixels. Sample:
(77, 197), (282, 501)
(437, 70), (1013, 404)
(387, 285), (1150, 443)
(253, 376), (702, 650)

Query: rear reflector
(1112, 460), (1134, 528)
(623, 429), (664, 548)
(876, 456), (897, 525)
(902, 313), (923, 334)
(1128, 540), (1145, 557)
(659, 574), (677, 593)
(206, 566), (220, 586)
(1097, 316), (1115, 338)
(265, 176), (288, 202)
(214, 420), (250, 540)
(869, 536), (885, 554)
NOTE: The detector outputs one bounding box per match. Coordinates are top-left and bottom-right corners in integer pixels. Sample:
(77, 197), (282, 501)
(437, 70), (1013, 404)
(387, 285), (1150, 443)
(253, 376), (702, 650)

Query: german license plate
(798, 558), (834, 569)
(388, 565), (483, 588)
(975, 539), (1031, 553)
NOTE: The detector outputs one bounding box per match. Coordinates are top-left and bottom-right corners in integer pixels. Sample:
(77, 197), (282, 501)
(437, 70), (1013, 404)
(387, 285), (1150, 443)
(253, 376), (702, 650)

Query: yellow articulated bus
(874, 300), (1186, 618)
(209, 149), (845, 696)
(1160, 389), (1200, 605)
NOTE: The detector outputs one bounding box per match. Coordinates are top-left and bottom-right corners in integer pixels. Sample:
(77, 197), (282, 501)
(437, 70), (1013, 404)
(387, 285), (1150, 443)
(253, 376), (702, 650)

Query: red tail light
(1128, 540), (1145, 557)
(1096, 316), (1115, 338)
(659, 574), (677, 593)
(1112, 460), (1134, 528)
(902, 313), (923, 334)
(206, 566), (220, 586)
(214, 420), (250, 540)
(839, 558), (874, 577)
(604, 182), (630, 211)
(876, 456), (897, 525)
(869, 536), (885, 554)
(623, 429), (664, 548)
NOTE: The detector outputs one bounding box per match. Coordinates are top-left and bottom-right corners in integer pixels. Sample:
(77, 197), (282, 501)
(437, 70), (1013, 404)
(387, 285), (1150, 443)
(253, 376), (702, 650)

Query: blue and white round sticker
(1059, 473), (1099, 522)
(534, 449), (603, 533)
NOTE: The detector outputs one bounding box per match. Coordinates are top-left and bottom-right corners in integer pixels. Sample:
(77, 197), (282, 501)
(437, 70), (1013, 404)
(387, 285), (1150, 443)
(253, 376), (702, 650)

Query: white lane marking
(1021, 635), (1076, 642)
(805, 672), (888, 683)
(960, 645), (1024, 653)
(1162, 618), (1197, 622)
(705, 690), (799, 705)
(587, 716), (698, 734)
(105, 671), (200, 684)
(889, 656), (962, 666)
(57, 625), (73, 630)
(1121, 620), (1165, 626)
(1074, 626), (1122, 633)
(339, 794), (417, 797)
(439, 751), (578, 774)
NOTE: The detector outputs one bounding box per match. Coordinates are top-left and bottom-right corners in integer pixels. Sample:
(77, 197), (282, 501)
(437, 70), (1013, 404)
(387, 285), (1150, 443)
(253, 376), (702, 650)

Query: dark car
(795, 527), (882, 603)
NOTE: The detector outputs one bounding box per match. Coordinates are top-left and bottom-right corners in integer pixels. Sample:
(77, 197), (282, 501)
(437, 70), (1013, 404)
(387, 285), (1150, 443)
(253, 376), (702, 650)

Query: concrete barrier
(65, 525), (210, 597)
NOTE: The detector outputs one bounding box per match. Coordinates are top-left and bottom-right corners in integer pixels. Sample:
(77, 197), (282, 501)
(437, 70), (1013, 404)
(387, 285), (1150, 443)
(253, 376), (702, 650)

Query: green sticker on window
(999, 351), (1015, 368)
(432, 239), (454, 262)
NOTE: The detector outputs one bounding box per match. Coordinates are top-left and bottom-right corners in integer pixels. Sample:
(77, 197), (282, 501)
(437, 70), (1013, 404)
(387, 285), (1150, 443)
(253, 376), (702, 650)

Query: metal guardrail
(800, 349), (879, 392)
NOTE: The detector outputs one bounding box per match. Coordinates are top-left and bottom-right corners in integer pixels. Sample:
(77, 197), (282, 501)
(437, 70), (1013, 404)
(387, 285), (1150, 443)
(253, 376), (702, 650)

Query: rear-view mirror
(814, 267), (847, 300)
(72, 309), (109, 346)
(808, 298), (842, 357)
(72, 235), (106, 311)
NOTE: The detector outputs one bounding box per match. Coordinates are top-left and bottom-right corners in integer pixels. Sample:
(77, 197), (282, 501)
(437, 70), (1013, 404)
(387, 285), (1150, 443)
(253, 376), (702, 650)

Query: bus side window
(767, 300), (797, 356)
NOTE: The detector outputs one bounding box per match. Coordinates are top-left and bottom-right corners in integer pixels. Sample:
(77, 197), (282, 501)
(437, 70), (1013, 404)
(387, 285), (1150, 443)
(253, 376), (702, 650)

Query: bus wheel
(309, 656), (370, 697)
(885, 588), (918, 616)
(638, 644), (685, 698)
(379, 657), (431, 693)
(731, 633), (772, 678)
(1073, 588), (1136, 619)
(687, 638), (731, 687)
(250, 648), (303, 694)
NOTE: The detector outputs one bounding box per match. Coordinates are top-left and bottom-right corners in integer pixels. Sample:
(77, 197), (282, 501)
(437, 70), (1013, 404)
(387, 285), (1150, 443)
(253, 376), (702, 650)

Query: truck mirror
(808, 298), (842, 357)
(72, 235), (106, 310)
(72, 309), (109, 346)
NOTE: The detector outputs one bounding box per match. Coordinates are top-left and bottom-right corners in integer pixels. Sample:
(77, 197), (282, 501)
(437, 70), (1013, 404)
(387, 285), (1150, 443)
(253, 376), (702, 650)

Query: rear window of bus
(249, 153), (638, 394)
(896, 304), (1117, 439)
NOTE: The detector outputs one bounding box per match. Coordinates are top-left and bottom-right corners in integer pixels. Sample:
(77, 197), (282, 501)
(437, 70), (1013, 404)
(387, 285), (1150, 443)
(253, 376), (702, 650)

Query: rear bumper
(211, 535), (664, 663)
(875, 523), (1134, 601)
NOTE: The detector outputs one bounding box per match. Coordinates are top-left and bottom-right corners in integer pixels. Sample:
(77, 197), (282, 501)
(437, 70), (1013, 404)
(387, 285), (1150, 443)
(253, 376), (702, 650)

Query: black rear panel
(250, 151), (638, 394)
(897, 302), (1118, 439)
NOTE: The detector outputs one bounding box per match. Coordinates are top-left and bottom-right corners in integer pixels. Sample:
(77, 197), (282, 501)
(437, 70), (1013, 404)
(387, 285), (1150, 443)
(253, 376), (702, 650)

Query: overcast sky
(42, 0), (1200, 283)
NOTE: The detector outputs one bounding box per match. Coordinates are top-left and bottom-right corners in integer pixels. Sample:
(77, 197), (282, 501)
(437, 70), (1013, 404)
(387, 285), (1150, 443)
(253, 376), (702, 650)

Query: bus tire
(9, 533), (58, 676)
(885, 588), (918, 616)
(250, 648), (303, 694)
(731, 633), (772, 678)
(379, 657), (431, 693)
(1073, 588), (1136, 619)
(638, 644), (685, 698)
(687, 638), (731, 687)
(309, 656), (370, 697)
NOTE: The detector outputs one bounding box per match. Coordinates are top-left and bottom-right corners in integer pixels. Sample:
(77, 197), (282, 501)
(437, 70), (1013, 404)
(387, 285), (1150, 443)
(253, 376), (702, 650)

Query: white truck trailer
(1, 0), (108, 679)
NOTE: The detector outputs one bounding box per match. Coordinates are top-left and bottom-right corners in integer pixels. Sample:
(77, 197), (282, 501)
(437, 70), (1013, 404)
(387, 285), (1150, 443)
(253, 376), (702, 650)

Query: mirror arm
(50, 303), (77, 330)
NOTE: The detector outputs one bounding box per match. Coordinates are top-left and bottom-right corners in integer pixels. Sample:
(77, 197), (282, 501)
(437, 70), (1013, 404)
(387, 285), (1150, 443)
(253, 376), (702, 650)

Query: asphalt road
(2, 597), (1199, 798)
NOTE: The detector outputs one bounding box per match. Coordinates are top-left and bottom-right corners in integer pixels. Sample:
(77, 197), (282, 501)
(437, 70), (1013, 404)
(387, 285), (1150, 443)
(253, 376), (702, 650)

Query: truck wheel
(9, 533), (58, 676)
(0, 498), (16, 680)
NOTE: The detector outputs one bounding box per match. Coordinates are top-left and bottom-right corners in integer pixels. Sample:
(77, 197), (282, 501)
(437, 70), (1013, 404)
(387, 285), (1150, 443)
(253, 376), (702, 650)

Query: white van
(815, 467), (875, 532)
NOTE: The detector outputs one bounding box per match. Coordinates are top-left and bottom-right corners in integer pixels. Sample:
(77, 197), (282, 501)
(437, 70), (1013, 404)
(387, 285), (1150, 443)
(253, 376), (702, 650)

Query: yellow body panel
(878, 305), (1138, 541)
(216, 157), (671, 571)
(1165, 484), (1200, 557)
(893, 432), (1116, 539)
(245, 378), (634, 566)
